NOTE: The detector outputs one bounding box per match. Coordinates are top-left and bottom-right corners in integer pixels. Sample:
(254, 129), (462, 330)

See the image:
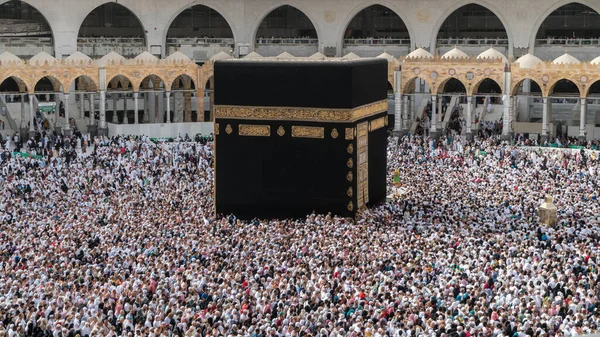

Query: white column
(89, 93), (95, 125)
(509, 96), (515, 134)
(393, 70), (402, 131)
(79, 92), (85, 119)
(54, 94), (60, 129)
(152, 92), (163, 123)
(403, 95), (409, 130)
(548, 99), (553, 133)
(437, 96), (443, 129)
(100, 90), (106, 129)
(144, 93), (150, 123)
(430, 95), (437, 133)
(123, 95), (129, 124)
(134, 92), (139, 124)
(112, 95), (118, 123)
(580, 98), (587, 137)
(541, 97), (548, 136)
(165, 91), (171, 123)
(28, 94), (34, 132)
(502, 94), (510, 135)
(524, 80), (533, 121)
(20, 96), (25, 127)
(394, 92), (401, 131)
(512, 96), (518, 122)
(63, 93), (70, 130)
(466, 96), (472, 134)
(502, 69), (512, 134)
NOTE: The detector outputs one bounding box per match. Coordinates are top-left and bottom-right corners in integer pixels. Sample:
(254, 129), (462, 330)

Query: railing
(0, 96), (18, 131)
(0, 36), (52, 45)
(166, 37), (234, 45)
(77, 37), (146, 45)
(531, 97), (600, 104)
(0, 19), (48, 35)
(535, 38), (600, 46)
(436, 38), (509, 46)
(256, 38), (318, 45)
(78, 43), (147, 58)
(344, 38), (410, 45)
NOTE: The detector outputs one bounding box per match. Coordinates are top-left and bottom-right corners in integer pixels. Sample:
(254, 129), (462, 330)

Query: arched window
(344, 5), (409, 43)
(78, 3), (146, 58)
(254, 5), (318, 57)
(0, 1), (53, 57)
(437, 4), (507, 46)
(535, 3), (600, 45)
(256, 6), (317, 42)
(166, 5), (234, 60)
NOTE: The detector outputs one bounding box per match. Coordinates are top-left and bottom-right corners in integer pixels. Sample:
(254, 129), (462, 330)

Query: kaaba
(214, 58), (389, 219)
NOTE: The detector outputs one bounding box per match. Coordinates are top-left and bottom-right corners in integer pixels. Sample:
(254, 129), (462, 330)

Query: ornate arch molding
(103, 59), (199, 92)
(401, 58), (504, 96)
(512, 62), (594, 97)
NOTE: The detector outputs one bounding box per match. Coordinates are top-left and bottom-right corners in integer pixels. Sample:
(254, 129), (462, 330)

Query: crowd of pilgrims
(1, 133), (600, 337)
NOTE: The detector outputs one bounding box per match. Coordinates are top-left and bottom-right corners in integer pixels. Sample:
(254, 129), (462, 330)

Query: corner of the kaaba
(213, 58), (389, 220)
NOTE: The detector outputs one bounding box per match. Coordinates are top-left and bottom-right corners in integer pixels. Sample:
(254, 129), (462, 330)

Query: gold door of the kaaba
(357, 121), (369, 210)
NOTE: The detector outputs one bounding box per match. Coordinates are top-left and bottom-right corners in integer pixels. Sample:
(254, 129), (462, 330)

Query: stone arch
(401, 76), (433, 95)
(105, 75), (133, 124)
(471, 77), (502, 96)
(547, 78), (583, 97)
(430, 1), (513, 53)
(251, 4), (320, 45)
(70, 75), (98, 93)
(203, 75), (215, 121)
(511, 78), (544, 96)
(77, 1), (147, 46)
(436, 77), (468, 95)
(170, 74), (197, 123)
(204, 76), (214, 90)
(107, 75), (134, 91)
(171, 74), (196, 91)
(529, 0), (600, 49)
(164, 3), (238, 46)
(201, 73), (214, 92)
(0, 0), (55, 54)
(138, 74), (166, 92)
(339, 1), (414, 49)
(32, 75), (62, 94)
(0, 75), (28, 93)
(585, 79), (600, 97)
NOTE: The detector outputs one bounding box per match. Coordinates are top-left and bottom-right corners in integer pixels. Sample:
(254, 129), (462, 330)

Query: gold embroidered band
(214, 100), (388, 123)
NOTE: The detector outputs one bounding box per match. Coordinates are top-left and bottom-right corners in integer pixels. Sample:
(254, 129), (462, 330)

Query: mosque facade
(1, 0), (600, 59)
(2, 0), (600, 140)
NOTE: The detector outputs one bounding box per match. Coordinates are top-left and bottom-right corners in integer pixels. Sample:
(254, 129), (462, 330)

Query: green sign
(38, 103), (56, 113)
